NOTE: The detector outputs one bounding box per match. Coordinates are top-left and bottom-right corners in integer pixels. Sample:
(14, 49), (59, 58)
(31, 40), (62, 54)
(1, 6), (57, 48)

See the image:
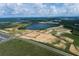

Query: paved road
(0, 32), (15, 43)
(20, 39), (73, 56)
(0, 31), (73, 56)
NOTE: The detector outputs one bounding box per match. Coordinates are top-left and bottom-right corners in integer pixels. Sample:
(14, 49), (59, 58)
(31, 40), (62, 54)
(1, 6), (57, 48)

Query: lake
(26, 23), (59, 30)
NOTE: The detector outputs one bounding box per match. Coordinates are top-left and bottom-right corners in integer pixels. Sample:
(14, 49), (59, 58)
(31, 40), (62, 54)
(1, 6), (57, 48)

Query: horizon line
(0, 16), (79, 18)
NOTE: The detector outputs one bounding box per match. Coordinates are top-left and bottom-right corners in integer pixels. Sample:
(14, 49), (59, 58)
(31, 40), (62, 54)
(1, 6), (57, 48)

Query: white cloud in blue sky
(0, 3), (79, 17)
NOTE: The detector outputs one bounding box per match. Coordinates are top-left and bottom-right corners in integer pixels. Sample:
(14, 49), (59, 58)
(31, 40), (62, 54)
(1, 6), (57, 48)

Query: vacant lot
(62, 33), (79, 46)
(0, 39), (61, 56)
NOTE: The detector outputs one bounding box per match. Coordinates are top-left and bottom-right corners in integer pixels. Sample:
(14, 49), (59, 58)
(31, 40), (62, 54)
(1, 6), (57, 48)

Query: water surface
(26, 23), (58, 30)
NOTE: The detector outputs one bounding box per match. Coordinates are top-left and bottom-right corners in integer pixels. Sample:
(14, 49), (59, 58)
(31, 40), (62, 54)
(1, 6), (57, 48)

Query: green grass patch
(0, 39), (61, 56)
(62, 33), (79, 46)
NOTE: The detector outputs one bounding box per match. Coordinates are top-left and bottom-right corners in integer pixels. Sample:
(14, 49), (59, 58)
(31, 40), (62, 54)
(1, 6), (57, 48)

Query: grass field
(62, 33), (79, 46)
(0, 39), (61, 56)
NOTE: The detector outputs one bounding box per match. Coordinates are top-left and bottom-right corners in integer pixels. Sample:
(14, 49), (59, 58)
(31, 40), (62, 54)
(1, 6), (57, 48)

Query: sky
(0, 3), (79, 17)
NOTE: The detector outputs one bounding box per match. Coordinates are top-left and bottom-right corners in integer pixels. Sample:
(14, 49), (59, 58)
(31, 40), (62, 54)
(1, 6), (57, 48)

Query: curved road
(20, 39), (73, 56)
(0, 30), (73, 56)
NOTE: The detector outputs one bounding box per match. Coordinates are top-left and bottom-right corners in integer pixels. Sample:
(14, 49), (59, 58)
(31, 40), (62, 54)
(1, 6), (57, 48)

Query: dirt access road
(19, 38), (73, 56)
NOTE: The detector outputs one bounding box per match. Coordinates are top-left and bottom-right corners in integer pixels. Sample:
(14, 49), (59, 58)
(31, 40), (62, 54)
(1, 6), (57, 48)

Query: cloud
(0, 3), (79, 17)
(63, 4), (79, 16)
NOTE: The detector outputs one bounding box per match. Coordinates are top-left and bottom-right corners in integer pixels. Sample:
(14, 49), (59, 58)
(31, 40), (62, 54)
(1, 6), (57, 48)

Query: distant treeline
(0, 17), (79, 22)
(0, 17), (79, 29)
(61, 19), (79, 35)
(61, 20), (79, 30)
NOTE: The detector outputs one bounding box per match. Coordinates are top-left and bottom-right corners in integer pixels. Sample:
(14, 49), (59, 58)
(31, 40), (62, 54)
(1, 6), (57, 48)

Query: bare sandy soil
(16, 29), (79, 55)
(69, 44), (79, 55)
(19, 30), (59, 43)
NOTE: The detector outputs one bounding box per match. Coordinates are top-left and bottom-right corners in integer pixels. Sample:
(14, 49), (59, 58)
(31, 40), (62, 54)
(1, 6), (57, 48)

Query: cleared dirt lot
(19, 30), (59, 43)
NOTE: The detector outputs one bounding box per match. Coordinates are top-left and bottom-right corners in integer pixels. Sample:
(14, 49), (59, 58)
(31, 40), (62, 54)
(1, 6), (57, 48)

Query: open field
(0, 39), (62, 56)
(62, 33), (79, 46)
(0, 17), (79, 56)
